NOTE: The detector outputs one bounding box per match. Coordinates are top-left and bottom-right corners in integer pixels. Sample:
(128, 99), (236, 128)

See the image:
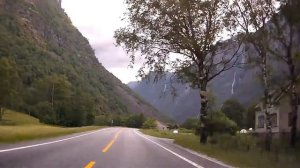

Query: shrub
(207, 111), (238, 135)
(142, 118), (157, 129)
(181, 118), (199, 130)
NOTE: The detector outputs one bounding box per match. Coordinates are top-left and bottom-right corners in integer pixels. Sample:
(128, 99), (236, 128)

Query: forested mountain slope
(0, 0), (163, 126)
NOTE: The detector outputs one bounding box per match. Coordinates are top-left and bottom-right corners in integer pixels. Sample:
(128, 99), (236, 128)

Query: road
(0, 128), (232, 168)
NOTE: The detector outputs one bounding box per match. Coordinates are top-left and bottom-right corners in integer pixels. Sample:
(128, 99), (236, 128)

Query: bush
(207, 111), (238, 135)
(33, 101), (55, 124)
(142, 118), (157, 129)
(181, 118), (199, 130)
(221, 99), (246, 128)
(125, 114), (145, 128)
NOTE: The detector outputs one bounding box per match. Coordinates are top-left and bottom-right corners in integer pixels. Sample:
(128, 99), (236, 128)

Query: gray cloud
(62, 0), (140, 83)
(92, 41), (131, 68)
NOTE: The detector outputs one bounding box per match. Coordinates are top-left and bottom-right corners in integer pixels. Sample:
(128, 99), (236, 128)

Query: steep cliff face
(0, 0), (164, 124)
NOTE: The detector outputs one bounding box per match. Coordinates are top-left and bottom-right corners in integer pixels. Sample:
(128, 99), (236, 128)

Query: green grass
(0, 110), (103, 143)
(0, 110), (40, 125)
(141, 129), (300, 168)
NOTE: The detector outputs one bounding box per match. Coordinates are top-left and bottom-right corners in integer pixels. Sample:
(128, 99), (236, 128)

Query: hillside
(0, 0), (164, 126)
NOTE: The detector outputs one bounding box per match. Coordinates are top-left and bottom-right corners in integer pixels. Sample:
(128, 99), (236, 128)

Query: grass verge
(0, 125), (102, 143)
(141, 129), (300, 168)
(0, 110), (103, 143)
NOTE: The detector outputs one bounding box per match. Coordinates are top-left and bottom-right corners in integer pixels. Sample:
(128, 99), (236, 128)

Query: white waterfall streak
(163, 83), (167, 92)
(231, 71), (237, 95)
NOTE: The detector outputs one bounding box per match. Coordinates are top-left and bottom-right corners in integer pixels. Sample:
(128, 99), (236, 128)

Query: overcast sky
(62, 0), (139, 84)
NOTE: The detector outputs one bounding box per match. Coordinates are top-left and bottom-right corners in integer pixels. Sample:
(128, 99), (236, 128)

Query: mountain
(128, 67), (264, 123)
(0, 0), (164, 126)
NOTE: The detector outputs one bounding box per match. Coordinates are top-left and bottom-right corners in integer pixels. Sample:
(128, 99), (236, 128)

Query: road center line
(84, 161), (96, 168)
(102, 129), (122, 153)
(0, 128), (108, 153)
(134, 130), (204, 168)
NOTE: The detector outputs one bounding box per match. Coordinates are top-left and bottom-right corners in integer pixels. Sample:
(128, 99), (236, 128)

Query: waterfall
(231, 71), (237, 95)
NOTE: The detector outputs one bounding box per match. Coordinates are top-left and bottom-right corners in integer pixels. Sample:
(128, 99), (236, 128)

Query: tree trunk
(262, 52), (272, 151)
(199, 83), (208, 144)
(287, 48), (298, 148)
(290, 84), (298, 147)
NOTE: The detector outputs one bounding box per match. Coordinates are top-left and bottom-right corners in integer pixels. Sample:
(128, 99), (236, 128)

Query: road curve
(0, 127), (232, 168)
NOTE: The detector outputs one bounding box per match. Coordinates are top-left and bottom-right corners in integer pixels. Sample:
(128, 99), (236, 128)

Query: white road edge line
(0, 128), (108, 153)
(134, 130), (204, 168)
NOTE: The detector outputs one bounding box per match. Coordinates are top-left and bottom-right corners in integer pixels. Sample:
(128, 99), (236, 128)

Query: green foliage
(94, 113), (150, 128)
(0, 57), (22, 120)
(181, 118), (199, 130)
(33, 101), (55, 124)
(142, 118), (157, 129)
(221, 99), (246, 128)
(94, 115), (110, 126)
(207, 111), (238, 135)
(125, 113), (145, 128)
(115, 0), (241, 144)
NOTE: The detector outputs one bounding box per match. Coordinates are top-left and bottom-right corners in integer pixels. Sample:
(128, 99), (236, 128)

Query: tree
(181, 118), (199, 130)
(229, 0), (279, 151)
(34, 75), (72, 107)
(125, 114), (145, 128)
(270, 0), (300, 147)
(0, 57), (21, 120)
(221, 99), (245, 128)
(115, 0), (242, 144)
(142, 118), (157, 129)
(207, 110), (238, 135)
(32, 74), (72, 124)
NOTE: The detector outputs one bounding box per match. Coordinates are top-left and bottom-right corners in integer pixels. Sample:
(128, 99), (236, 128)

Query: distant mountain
(0, 0), (165, 126)
(128, 66), (264, 123)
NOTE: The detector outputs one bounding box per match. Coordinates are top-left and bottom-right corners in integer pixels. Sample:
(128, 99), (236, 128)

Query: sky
(62, 0), (139, 84)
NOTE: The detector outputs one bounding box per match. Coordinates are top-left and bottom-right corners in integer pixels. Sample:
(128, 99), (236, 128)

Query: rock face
(0, 0), (165, 121)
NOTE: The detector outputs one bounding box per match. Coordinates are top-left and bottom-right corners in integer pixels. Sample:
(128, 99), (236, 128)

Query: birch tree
(114, 0), (241, 143)
(229, 0), (279, 151)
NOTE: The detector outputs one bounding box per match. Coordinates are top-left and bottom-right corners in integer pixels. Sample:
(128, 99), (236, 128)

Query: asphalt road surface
(0, 127), (233, 168)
